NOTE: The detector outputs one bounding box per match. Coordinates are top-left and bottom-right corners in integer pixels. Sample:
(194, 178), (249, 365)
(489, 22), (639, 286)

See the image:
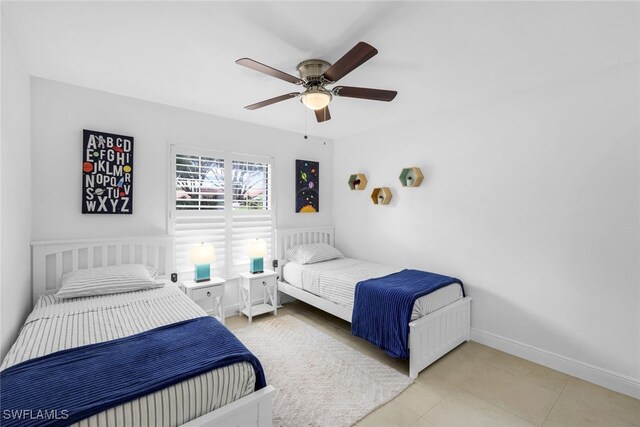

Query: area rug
(233, 315), (411, 427)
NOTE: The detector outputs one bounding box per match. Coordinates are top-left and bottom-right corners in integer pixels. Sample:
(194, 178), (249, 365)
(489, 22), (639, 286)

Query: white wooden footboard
(408, 297), (472, 379)
(181, 385), (276, 427)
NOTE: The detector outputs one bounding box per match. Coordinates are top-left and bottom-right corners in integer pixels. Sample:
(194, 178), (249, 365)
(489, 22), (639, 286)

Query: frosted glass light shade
(301, 91), (331, 110)
(189, 243), (216, 265)
(246, 238), (268, 258)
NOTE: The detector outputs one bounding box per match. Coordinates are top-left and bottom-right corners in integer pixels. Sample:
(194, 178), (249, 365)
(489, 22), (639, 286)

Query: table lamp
(189, 242), (215, 282)
(247, 238), (267, 274)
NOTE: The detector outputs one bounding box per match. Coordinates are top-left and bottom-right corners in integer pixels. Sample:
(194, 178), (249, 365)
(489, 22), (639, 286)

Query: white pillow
(145, 265), (159, 278)
(55, 264), (164, 299)
(285, 243), (343, 265)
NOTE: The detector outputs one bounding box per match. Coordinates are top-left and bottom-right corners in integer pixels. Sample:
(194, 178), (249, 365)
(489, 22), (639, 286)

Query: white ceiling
(3, 1), (638, 139)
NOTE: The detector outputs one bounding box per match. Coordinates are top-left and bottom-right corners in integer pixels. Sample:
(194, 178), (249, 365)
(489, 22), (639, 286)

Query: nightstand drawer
(191, 286), (222, 301)
(257, 276), (276, 288)
(241, 275), (277, 289)
(182, 277), (226, 325)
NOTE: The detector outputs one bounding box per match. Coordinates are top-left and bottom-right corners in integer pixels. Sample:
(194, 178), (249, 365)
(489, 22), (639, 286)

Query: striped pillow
(55, 264), (164, 299)
(285, 243), (343, 265)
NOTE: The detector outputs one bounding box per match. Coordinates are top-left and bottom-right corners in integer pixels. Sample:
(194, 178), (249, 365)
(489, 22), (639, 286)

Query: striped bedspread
(0, 283), (257, 427)
(1, 317), (265, 427)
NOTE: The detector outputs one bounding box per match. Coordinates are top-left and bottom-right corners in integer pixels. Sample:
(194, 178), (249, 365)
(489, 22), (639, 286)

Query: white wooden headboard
(31, 235), (175, 305)
(274, 227), (334, 276)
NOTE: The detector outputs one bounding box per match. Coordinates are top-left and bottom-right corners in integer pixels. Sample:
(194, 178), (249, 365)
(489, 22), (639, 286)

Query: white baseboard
(224, 304), (241, 318)
(471, 328), (640, 399)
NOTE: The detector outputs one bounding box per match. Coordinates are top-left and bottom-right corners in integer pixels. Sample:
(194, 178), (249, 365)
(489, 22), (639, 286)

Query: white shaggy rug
(233, 315), (411, 427)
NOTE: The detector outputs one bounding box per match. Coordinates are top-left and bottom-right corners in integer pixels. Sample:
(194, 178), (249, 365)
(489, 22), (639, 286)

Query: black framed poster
(82, 129), (134, 214)
(295, 159), (319, 213)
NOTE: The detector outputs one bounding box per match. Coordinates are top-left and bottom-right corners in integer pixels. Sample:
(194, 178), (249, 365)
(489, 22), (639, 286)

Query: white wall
(31, 78), (333, 311)
(31, 78), (333, 240)
(0, 13), (32, 359)
(333, 64), (639, 393)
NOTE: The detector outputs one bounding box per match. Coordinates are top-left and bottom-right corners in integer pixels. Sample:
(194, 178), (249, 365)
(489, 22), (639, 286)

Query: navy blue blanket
(352, 269), (464, 359)
(0, 316), (266, 427)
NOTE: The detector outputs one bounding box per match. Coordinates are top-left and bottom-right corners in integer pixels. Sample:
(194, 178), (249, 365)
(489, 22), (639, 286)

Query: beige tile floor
(227, 301), (640, 427)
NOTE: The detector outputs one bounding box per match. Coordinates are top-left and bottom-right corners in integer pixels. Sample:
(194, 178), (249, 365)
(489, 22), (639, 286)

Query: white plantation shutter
(171, 146), (274, 279)
(230, 160), (273, 275)
(231, 213), (273, 275)
(174, 212), (226, 277)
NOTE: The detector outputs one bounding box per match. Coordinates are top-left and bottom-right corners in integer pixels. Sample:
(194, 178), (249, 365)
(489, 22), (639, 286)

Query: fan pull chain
(304, 107), (308, 140)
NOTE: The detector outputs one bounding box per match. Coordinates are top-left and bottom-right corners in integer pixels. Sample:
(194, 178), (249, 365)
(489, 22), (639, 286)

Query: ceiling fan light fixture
(301, 89), (332, 110)
(237, 42), (396, 122)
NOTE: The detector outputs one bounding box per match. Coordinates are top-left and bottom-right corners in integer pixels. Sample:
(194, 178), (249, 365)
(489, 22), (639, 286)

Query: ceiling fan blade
(322, 42), (378, 82)
(236, 58), (304, 85)
(333, 86), (397, 102)
(244, 93), (300, 110)
(314, 106), (331, 123)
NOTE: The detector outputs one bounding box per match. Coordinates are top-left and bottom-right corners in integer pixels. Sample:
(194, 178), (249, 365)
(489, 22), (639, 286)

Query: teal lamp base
(194, 264), (211, 282)
(249, 257), (264, 274)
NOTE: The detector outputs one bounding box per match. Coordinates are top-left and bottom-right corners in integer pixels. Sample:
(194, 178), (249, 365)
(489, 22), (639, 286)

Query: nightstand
(182, 277), (226, 325)
(238, 270), (278, 323)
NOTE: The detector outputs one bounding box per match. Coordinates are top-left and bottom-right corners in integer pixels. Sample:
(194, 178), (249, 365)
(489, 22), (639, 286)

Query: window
(231, 160), (270, 211)
(175, 154), (225, 210)
(170, 147), (274, 279)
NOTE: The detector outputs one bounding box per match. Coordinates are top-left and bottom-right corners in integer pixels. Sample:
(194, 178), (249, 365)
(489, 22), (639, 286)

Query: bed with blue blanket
(0, 281), (273, 427)
(277, 228), (472, 380)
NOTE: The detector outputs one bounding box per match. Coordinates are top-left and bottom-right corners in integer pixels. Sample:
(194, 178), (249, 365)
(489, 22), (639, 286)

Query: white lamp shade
(301, 91), (331, 110)
(246, 238), (268, 258)
(189, 243), (215, 265)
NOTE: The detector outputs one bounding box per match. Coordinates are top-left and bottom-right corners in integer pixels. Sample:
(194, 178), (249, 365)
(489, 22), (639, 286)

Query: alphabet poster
(295, 159), (319, 213)
(82, 129), (134, 214)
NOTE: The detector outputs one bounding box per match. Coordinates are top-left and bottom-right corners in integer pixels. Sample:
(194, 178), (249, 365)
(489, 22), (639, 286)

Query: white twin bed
(276, 227), (472, 379)
(283, 257), (464, 321)
(2, 284), (259, 426)
(2, 236), (275, 427)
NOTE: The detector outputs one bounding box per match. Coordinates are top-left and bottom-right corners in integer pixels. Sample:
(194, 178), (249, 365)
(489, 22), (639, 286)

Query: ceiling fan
(236, 42), (397, 123)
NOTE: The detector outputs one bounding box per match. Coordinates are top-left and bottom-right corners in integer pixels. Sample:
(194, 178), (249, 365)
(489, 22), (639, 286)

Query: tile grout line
(559, 380), (640, 427)
(460, 361), (530, 417)
(468, 354), (571, 425)
(411, 383), (464, 426)
(481, 354), (569, 395)
(411, 344), (523, 425)
(407, 378), (464, 426)
(540, 379), (568, 426)
(462, 386), (541, 426)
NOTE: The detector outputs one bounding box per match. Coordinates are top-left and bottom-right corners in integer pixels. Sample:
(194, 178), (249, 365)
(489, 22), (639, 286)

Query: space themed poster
(82, 129), (134, 214)
(295, 159), (319, 213)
